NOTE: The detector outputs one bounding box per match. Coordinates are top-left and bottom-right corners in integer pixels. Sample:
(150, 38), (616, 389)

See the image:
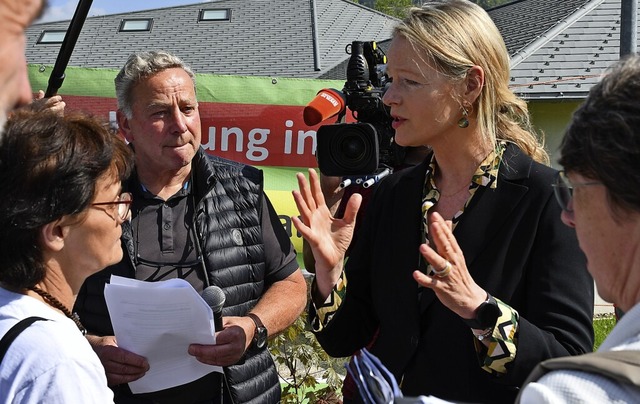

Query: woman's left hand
(413, 211), (488, 320)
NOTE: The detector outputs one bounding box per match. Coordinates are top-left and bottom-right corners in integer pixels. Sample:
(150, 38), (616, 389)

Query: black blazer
(314, 144), (594, 404)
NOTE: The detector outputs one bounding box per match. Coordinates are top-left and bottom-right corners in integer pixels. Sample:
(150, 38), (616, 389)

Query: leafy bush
(270, 311), (347, 403)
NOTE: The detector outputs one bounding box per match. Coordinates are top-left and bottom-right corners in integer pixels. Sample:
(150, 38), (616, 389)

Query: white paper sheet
(104, 275), (222, 394)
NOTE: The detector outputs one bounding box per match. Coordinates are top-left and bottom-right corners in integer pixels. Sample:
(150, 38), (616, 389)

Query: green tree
(353, 0), (512, 13)
(374, 0), (414, 19)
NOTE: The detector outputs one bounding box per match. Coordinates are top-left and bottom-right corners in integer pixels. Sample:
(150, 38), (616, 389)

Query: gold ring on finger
(432, 260), (452, 278)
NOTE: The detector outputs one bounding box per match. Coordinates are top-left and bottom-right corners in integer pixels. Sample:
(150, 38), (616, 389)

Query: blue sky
(39, 0), (210, 22)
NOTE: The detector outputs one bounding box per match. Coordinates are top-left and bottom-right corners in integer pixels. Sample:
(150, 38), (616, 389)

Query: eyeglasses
(91, 192), (133, 221)
(552, 171), (602, 213)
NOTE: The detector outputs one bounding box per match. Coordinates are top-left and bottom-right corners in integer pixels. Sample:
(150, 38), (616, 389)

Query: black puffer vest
(74, 148), (281, 403)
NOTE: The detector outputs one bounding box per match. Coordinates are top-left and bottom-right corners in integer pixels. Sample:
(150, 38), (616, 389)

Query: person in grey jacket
(518, 53), (640, 404)
(74, 50), (307, 404)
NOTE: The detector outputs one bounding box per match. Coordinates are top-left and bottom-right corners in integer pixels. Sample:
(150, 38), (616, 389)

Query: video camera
(303, 41), (405, 184)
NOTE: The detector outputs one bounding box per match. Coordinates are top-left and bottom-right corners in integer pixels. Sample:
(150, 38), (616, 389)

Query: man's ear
(117, 110), (134, 143)
(463, 65), (485, 104)
(40, 219), (69, 253)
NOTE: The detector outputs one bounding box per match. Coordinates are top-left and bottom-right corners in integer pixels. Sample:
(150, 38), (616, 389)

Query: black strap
(0, 316), (48, 363)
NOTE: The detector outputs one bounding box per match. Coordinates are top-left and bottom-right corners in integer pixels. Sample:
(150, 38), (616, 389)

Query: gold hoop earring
(458, 107), (469, 129)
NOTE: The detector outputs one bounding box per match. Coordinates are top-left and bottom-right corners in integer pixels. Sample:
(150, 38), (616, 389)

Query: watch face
(477, 300), (501, 329)
(255, 327), (267, 349)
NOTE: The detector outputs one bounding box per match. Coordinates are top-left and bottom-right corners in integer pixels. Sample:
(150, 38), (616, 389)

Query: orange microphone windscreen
(303, 88), (346, 126)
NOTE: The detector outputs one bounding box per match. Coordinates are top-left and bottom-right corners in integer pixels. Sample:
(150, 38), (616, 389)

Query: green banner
(28, 65), (342, 106)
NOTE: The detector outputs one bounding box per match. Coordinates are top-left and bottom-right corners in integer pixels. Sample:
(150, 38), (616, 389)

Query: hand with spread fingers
(292, 168), (362, 301)
(413, 212), (487, 322)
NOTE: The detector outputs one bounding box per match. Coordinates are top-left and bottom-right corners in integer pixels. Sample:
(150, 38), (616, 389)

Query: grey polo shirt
(130, 175), (298, 293)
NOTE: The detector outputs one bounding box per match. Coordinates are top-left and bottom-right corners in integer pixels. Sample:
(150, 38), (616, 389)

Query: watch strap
(246, 312), (267, 349)
(247, 312), (266, 340)
(246, 312), (264, 330)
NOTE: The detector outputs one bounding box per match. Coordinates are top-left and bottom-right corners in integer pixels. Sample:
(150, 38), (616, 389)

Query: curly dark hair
(0, 110), (133, 289)
(559, 54), (640, 216)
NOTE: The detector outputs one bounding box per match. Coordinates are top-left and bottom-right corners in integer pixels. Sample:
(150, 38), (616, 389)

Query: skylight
(119, 19), (153, 32)
(199, 9), (231, 22)
(37, 31), (66, 44)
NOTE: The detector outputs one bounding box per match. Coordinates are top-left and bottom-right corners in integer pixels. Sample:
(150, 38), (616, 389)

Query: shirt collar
(427, 141), (506, 191)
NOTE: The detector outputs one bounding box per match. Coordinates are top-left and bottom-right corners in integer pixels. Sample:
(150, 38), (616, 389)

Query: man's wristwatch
(247, 313), (267, 349)
(462, 293), (501, 330)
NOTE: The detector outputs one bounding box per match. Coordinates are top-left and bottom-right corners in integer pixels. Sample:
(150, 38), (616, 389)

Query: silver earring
(458, 107), (469, 129)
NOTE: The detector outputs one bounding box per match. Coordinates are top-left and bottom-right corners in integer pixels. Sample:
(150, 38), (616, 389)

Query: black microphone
(201, 285), (226, 331)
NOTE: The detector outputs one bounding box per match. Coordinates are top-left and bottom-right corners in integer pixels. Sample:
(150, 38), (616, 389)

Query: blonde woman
(293, 1), (594, 402)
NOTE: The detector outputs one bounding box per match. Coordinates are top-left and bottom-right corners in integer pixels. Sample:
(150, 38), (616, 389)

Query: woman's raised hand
(292, 168), (362, 300)
(413, 212), (487, 320)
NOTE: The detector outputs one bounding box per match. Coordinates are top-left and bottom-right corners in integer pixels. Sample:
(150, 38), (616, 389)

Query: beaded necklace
(29, 286), (87, 335)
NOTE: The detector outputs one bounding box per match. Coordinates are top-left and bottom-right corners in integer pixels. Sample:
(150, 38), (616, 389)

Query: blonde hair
(395, 0), (549, 164)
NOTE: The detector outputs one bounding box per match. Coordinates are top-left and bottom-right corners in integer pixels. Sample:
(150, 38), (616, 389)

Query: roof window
(199, 9), (231, 21)
(37, 30), (66, 44)
(119, 19), (153, 32)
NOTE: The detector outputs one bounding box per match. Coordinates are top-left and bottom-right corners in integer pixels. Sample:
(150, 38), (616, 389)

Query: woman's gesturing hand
(292, 168), (362, 300)
(413, 212), (487, 320)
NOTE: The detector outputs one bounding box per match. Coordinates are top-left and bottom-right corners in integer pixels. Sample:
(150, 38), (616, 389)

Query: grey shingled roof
(25, 0), (635, 100)
(321, 0), (609, 89)
(324, 0), (633, 101)
(26, 0), (399, 79)
(488, 0), (594, 56)
(504, 0), (632, 100)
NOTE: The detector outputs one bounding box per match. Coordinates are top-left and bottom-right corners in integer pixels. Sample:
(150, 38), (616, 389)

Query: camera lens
(316, 123), (379, 176)
(332, 126), (375, 171)
(340, 134), (366, 160)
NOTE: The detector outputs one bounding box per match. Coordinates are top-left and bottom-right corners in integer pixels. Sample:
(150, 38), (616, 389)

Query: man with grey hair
(0, 0), (46, 133)
(74, 50), (307, 404)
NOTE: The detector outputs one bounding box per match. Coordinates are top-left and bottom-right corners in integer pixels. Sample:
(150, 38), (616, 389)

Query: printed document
(104, 275), (222, 393)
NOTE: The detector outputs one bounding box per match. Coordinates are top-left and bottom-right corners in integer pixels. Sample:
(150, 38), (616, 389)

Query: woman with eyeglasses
(293, 1), (594, 402)
(518, 54), (640, 403)
(0, 110), (134, 402)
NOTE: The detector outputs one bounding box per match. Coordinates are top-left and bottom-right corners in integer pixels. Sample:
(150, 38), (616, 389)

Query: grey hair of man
(114, 50), (197, 119)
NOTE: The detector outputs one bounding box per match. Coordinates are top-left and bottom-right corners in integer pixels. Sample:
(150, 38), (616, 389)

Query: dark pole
(45, 0), (94, 97)
(620, 0), (638, 57)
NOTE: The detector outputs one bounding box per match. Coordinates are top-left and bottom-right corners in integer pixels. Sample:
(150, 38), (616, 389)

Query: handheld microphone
(303, 88), (347, 126)
(201, 285), (226, 331)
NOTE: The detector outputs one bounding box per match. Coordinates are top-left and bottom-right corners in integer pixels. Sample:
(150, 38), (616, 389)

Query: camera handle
(339, 167), (392, 189)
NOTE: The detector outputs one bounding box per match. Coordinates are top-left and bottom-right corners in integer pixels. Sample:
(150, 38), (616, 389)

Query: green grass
(593, 315), (617, 350)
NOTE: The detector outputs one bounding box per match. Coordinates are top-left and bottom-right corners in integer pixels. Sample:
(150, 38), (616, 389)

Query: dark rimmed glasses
(552, 171), (602, 213)
(91, 192), (133, 221)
